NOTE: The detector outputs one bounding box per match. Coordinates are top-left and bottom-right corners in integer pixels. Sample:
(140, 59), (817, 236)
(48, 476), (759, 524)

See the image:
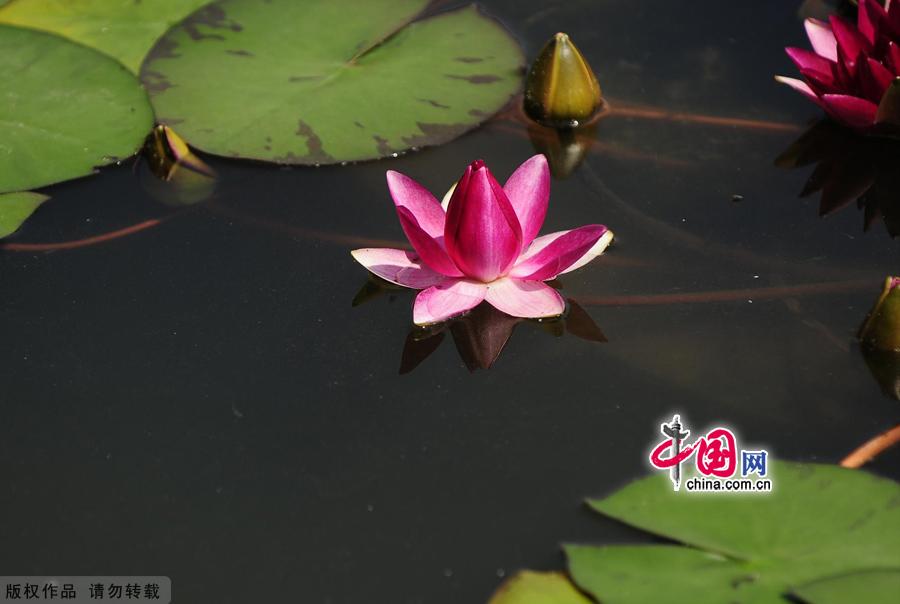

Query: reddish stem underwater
(841, 423), (900, 469)
(0, 218), (165, 252)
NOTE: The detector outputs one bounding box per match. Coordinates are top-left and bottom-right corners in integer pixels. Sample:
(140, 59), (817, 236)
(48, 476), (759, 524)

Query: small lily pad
(140, 0), (524, 164)
(561, 462), (900, 603)
(0, 192), (48, 238)
(0, 0), (211, 73)
(793, 569), (900, 604)
(0, 24), (154, 194)
(488, 571), (593, 604)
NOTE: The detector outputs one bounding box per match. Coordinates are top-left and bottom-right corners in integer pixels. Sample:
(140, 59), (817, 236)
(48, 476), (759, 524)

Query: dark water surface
(2, 1), (899, 602)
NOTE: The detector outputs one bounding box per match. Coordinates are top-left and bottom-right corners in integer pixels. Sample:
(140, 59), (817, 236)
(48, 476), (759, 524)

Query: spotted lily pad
(563, 462), (900, 603)
(0, 0), (211, 73)
(0, 24), (154, 194)
(140, 0), (523, 164)
(0, 192), (48, 238)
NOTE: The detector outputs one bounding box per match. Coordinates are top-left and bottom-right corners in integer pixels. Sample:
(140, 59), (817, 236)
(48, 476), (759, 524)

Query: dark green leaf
(140, 0), (523, 164)
(0, 24), (154, 193)
(563, 462), (900, 602)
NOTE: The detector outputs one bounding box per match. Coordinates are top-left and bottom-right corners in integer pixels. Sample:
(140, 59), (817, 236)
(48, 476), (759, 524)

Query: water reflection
(526, 121), (598, 179)
(399, 297), (605, 373)
(353, 276), (605, 372)
(776, 120), (900, 236)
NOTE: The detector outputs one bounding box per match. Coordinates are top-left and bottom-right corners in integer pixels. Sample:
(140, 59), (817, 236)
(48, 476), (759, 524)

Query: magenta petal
(484, 279), (565, 319)
(786, 47), (835, 76)
(775, 76), (825, 106)
(858, 0), (888, 45)
(413, 280), (487, 325)
(887, 42), (900, 73)
(396, 206), (464, 277)
(830, 15), (872, 62)
(859, 57), (894, 101)
(503, 154), (550, 248)
(386, 170), (446, 238)
(890, 2), (900, 34)
(805, 18), (838, 62)
(351, 248), (446, 289)
(510, 225), (611, 280)
(799, 67), (840, 95)
(445, 162), (523, 282)
(820, 93), (879, 128)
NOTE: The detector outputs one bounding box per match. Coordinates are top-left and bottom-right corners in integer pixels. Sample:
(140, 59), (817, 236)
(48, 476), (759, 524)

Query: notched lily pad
(0, 191), (48, 238)
(140, 0), (524, 165)
(0, 0), (212, 73)
(0, 24), (154, 194)
(564, 462), (900, 603)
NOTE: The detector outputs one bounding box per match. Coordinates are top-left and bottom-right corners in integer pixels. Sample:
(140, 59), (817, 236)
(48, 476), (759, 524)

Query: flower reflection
(352, 277), (606, 373)
(776, 119), (900, 235)
(400, 296), (605, 373)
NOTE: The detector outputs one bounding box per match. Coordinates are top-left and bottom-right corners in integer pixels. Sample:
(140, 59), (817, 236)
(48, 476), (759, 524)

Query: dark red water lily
(777, 0), (900, 134)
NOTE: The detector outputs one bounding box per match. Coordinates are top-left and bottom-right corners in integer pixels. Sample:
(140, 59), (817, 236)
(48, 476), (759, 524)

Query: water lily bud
(524, 33), (604, 127)
(139, 125), (216, 206)
(859, 276), (900, 351)
(861, 346), (900, 400)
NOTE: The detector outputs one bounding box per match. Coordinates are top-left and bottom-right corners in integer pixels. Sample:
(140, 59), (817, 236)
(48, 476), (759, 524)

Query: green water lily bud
(861, 346), (900, 400)
(524, 33), (604, 128)
(859, 276), (900, 351)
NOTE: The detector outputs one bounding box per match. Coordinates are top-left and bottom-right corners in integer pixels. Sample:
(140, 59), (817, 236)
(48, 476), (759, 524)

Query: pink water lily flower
(777, 0), (900, 134)
(351, 154), (613, 325)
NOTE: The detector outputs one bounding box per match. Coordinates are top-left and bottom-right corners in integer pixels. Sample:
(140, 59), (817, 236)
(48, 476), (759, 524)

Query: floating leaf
(567, 544), (775, 602)
(488, 571), (593, 604)
(140, 0), (523, 164)
(0, 24), (154, 194)
(0, 191), (48, 238)
(792, 569), (900, 604)
(561, 462), (900, 603)
(0, 0), (211, 73)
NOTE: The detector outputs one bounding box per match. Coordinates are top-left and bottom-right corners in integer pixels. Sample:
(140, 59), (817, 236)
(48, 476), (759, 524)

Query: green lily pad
(0, 0), (211, 73)
(488, 571), (593, 604)
(140, 0), (523, 164)
(0, 24), (154, 194)
(793, 569), (900, 604)
(561, 462), (900, 603)
(566, 544), (779, 603)
(0, 192), (48, 238)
